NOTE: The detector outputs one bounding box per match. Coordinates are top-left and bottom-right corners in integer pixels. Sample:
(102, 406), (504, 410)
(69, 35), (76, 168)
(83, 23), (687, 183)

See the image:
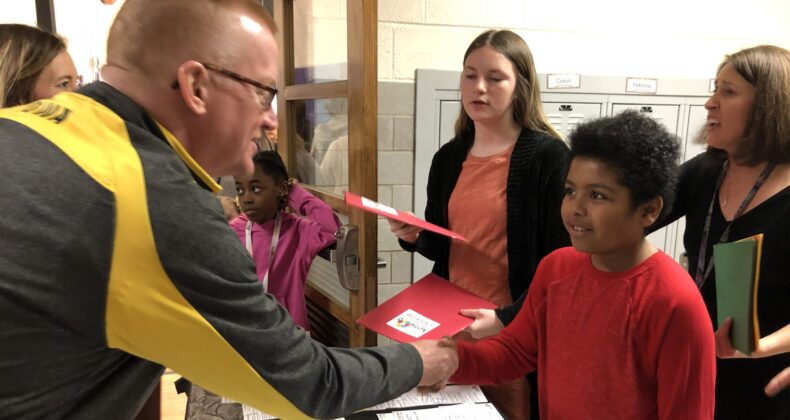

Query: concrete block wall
(376, 81), (416, 345)
(379, 0), (790, 83)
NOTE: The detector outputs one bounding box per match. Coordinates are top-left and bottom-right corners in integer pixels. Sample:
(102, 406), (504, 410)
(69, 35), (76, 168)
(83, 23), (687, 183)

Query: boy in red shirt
(445, 110), (715, 419)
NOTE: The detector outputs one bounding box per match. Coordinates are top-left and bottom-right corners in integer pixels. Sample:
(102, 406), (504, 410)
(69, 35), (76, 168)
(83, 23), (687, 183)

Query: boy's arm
(655, 296), (716, 419)
(452, 268), (545, 384)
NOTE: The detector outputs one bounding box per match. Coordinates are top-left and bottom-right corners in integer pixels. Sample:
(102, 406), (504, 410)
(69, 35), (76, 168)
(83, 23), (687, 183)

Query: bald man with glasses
(0, 1), (456, 419)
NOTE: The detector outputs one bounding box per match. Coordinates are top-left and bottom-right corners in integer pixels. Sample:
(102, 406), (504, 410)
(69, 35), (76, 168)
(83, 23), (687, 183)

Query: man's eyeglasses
(171, 62), (277, 110)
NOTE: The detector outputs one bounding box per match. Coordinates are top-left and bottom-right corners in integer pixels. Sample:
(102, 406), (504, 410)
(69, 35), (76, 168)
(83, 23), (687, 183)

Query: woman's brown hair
(0, 24), (67, 107)
(724, 45), (790, 165)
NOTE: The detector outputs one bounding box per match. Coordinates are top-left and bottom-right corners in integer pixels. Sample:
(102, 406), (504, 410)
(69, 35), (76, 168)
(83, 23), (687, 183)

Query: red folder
(356, 274), (497, 342)
(344, 192), (467, 242)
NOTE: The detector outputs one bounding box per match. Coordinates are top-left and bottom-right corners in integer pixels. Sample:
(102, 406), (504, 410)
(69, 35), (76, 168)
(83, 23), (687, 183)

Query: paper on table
(363, 385), (486, 411)
(344, 192), (467, 241)
(376, 403), (503, 420)
(220, 397), (276, 420)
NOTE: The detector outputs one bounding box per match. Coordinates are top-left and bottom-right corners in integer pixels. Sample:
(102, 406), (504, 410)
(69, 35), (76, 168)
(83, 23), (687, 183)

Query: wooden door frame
(274, 0), (378, 347)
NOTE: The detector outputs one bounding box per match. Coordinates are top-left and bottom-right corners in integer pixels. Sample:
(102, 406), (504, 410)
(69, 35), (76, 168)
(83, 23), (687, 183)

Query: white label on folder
(361, 197), (398, 217)
(387, 309), (439, 338)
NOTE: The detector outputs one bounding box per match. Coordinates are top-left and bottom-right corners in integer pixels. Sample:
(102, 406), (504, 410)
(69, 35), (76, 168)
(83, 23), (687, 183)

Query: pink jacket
(230, 185), (340, 330)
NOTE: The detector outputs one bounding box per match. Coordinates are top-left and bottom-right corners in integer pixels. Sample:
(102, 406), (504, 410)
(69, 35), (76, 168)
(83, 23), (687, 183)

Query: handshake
(405, 308), (503, 391)
(409, 337), (459, 391)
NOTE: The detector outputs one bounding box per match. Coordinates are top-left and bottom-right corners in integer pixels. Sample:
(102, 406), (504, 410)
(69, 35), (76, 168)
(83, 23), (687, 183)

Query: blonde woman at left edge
(0, 24), (77, 107)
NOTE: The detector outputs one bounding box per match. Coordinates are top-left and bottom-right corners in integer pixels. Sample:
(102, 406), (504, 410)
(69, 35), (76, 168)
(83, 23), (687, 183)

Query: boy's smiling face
(235, 164), (287, 224)
(561, 157), (662, 271)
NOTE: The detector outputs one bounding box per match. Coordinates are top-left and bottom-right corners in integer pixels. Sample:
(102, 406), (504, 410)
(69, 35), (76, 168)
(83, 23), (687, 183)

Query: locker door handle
(559, 104), (573, 112)
(640, 106), (653, 113)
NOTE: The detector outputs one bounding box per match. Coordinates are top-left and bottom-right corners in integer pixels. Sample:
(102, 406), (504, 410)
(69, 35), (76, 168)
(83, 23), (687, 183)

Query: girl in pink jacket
(231, 151), (340, 330)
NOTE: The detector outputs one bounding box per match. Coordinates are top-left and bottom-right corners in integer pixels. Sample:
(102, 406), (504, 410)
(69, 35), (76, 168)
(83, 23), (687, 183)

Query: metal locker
(611, 103), (682, 135)
(683, 105), (708, 162)
(542, 101), (604, 138)
(672, 105), (711, 261)
(439, 99), (462, 146)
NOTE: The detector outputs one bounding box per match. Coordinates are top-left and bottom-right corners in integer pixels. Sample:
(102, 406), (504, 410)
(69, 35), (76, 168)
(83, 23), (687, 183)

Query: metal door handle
(333, 224), (359, 291)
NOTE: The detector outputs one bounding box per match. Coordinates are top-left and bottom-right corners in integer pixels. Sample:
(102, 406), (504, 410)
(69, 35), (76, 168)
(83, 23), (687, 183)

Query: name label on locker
(625, 78), (658, 94)
(547, 74), (581, 89)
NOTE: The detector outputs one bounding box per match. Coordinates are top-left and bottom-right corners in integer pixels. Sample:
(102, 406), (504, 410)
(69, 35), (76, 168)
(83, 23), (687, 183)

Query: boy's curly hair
(568, 110), (680, 218)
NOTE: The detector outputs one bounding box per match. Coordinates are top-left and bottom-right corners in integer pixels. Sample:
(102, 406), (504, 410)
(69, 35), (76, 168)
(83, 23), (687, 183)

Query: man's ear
(639, 196), (664, 228)
(175, 61), (209, 115)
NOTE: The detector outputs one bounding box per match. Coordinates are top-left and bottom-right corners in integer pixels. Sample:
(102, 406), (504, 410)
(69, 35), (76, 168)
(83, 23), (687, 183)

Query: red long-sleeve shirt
(453, 247), (715, 419)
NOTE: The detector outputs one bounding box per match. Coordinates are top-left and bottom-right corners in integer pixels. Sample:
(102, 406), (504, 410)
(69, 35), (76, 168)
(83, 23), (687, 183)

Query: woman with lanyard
(232, 150), (341, 331)
(655, 45), (790, 418)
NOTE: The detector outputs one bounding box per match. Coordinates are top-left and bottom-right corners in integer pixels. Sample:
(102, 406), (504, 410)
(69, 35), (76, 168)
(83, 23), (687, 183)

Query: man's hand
(387, 217), (422, 244)
(460, 308), (503, 339)
(409, 337), (458, 391)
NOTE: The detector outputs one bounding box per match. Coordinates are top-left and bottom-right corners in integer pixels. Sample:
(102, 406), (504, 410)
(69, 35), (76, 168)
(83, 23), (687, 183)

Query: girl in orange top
(390, 30), (569, 420)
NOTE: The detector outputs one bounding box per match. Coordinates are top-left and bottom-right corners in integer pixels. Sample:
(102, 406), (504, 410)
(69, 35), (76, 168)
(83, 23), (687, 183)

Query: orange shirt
(448, 145), (514, 306)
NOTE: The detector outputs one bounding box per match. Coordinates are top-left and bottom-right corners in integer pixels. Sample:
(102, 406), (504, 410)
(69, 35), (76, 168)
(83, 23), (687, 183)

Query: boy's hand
(410, 337), (458, 391)
(388, 216), (422, 244)
(415, 337), (458, 392)
(460, 308), (503, 339)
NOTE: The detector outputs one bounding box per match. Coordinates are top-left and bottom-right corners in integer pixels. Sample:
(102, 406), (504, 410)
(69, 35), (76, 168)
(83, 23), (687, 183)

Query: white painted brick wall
(379, 0), (790, 81)
(393, 117), (415, 151)
(377, 252), (393, 284)
(377, 116), (394, 151)
(377, 219), (402, 252)
(392, 185), (413, 212)
(378, 25), (394, 80)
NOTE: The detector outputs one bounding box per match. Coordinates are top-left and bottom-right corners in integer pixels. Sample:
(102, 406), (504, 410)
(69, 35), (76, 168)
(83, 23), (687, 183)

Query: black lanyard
(694, 160), (775, 289)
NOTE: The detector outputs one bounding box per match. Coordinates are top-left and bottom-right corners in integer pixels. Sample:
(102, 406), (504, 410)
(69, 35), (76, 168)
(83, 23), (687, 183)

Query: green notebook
(713, 234), (763, 354)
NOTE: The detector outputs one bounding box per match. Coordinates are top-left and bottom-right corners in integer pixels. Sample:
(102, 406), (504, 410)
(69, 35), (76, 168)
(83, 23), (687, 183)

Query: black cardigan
(401, 128), (570, 324)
